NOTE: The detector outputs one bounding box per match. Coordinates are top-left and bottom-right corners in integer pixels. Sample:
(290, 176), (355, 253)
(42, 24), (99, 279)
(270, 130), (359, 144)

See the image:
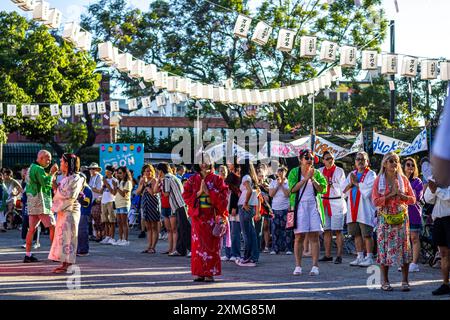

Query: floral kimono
(183, 172), (229, 277)
(48, 174), (85, 264)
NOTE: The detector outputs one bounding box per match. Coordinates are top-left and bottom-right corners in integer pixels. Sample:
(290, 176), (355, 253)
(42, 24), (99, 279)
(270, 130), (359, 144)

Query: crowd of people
(1, 147), (449, 296)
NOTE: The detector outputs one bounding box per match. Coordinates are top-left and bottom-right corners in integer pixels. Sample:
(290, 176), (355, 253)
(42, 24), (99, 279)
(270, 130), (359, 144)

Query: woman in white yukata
(48, 153), (85, 273)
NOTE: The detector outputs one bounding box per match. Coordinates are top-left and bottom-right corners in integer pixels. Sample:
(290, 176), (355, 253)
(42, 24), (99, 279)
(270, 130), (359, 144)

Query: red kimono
(183, 172), (229, 277)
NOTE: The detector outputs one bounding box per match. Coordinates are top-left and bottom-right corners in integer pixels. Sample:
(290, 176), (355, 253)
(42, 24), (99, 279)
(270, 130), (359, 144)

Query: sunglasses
(323, 157), (333, 161)
(303, 156), (312, 161)
(388, 159), (399, 164)
(405, 162), (415, 168)
(355, 157), (366, 162)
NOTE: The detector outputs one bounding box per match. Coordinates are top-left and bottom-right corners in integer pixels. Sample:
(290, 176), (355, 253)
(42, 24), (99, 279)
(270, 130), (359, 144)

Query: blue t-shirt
(351, 172), (363, 206)
(79, 186), (94, 216)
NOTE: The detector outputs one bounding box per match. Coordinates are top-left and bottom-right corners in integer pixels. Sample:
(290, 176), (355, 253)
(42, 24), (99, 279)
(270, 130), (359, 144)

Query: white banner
(204, 142), (258, 162)
(342, 131), (364, 157)
(313, 136), (349, 159)
(372, 132), (410, 155)
(400, 129), (428, 156)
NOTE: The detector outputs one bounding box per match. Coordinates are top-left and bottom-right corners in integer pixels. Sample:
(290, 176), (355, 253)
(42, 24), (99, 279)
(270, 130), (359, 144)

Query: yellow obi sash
(199, 194), (212, 208)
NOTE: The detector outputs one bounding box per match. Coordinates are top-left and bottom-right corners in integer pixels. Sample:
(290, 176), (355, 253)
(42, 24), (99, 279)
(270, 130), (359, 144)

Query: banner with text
(399, 129), (428, 156)
(99, 143), (144, 179)
(372, 132), (410, 155)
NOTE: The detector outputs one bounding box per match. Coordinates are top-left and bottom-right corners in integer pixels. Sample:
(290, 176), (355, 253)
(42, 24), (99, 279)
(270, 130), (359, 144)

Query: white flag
(400, 129), (428, 156)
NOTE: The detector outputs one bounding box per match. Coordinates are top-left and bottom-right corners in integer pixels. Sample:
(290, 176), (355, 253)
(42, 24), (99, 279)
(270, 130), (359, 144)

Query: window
(137, 127), (152, 137)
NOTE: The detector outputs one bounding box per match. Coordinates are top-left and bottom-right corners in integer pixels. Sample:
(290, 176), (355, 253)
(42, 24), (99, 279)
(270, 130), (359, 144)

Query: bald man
(23, 150), (59, 263)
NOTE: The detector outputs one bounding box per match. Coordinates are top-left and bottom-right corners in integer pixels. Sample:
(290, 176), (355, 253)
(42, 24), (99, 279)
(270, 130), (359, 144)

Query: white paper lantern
(339, 46), (357, 68)
(362, 50), (378, 70)
(62, 22), (80, 45)
(156, 95), (166, 107)
(154, 72), (168, 89)
(141, 97), (151, 108)
(7, 104), (17, 117)
(319, 41), (338, 62)
(261, 90), (269, 104)
(97, 102), (106, 114)
(305, 81), (315, 94)
(319, 75), (327, 89)
(30, 104), (39, 117)
(217, 87), (226, 102)
(74, 103), (84, 116)
(420, 60), (438, 80)
(243, 89), (252, 104)
(17, 0), (36, 11)
(439, 61), (450, 81)
(110, 100), (120, 112)
(313, 78), (320, 92)
(21, 104), (31, 117)
(224, 78), (234, 89)
(0, 103), (3, 115)
(324, 72), (332, 87)
(276, 28), (296, 52)
(251, 21), (272, 46)
(228, 90), (236, 104)
(128, 98), (138, 110)
(117, 53), (133, 73)
(50, 104), (59, 117)
(203, 85), (214, 100)
(401, 56), (418, 77)
(109, 47), (120, 67)
(98, 42), (114, 63)
(32, 1), (49, 21)
(299, 36), (317, 58)
(233, 14), (252, 38)
(235, 89), (244, 104)
(167, 76), (178, 92)
(43, 8), (61, 29)
(143, 64), (157, 82)
(87, 102), (96, 114)
(76, 31), (92, 51)
(381, 54), (398, 75)
(130, 59), (145, 78)
(168, 93), (177, 104)
(190, 82), (200, 99)
(330, 66), (343, 80)
(61, 105), (71, 118)
(286, 86), (295, 100)
(268, 89), (279, 103)
(298, 83), (307, 96)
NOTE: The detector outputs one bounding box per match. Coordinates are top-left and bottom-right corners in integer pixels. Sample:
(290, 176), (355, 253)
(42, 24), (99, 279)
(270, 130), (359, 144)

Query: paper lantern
(261, 90), (269, 104)
(97, 102), (106, 114)
(224, 78), (234, 89)
(268, 89), (279, 103)
(202, 85), (214, 100)
(87, 102), (96, 114)
(339, 46), (357, 68)
(154, 72), (168, 89)
(420, 60), (438, 80)
(212, 88), (220, 102)
(299, 36), (317, 58)
(168, 93), (178, 104)
(110, 100), (120, 112)
(143, 64), (157, 82)
(62, 22), (80, 45)
(439, 61), (450, 81)
(251, 21), (272, 46)
(189, 82), (200, 99)
(98, 42), (114, 63)
(29, 104), (39, 117)
(286, 86), (295, 100)
(128, 98), (138, 110)
(61, 105), (71, 118)
(381, 54), (398, 75)
(362, 50), (378, 70)
(50, 104), (59, 117)
(76, 31), (92, 51)
(130, 59), (145, 78)
(319, 41), (338, 62)
(228, 90), (236, 104)
(233, 14), (252, 38)
(217, 87), (226, 102)
(313, 78), (320, 92)
(235, 89), (244, 104)
(305, 81), (314, 94)
(117, 52), (133, 73)
(298, 83), (307, 96)
(324, 72), (332, 87)
(109, 47), (120, 66)
(156, 95), (166, 107)
(141, 97), (151, 108)
(243, 89), (252, 104)
(17, 0), (36, 11)
(43, 8), (61, 29)
(0, 103), (3, 115)
(74, 103), (84, 116)
(167, 76), (178, 92)
(7, 104), (17, 117)
(319, 75), (327, 89)
(32, 1), (49, 21)
(401, 56), (418, 77)
(276, 28), (296, 52)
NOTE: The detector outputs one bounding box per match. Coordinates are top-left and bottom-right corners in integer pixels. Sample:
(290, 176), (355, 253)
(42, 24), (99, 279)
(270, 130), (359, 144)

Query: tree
(0, 11), (102, 156)
(81, 0), (388, 133)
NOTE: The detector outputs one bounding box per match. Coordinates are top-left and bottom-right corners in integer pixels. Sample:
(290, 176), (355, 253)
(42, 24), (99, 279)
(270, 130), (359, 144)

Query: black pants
(175, 206), (191, 255)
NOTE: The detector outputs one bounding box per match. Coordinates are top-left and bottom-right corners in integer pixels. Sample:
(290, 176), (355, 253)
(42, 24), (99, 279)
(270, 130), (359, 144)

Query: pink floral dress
(372, 174), (416, 266)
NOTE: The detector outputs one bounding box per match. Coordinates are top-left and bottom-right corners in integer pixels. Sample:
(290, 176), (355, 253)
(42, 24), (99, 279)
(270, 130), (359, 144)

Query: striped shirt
(163, 173), (185, 210)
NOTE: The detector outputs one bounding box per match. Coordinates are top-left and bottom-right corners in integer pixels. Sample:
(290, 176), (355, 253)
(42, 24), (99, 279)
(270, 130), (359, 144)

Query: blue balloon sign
(99, 143), (144, 179)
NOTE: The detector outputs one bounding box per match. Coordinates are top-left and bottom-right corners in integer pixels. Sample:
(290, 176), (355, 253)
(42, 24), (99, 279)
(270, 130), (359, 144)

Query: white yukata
(48, 173), (85, 264)
(319, 166), (347, 230)
(344, 168), (377, 228)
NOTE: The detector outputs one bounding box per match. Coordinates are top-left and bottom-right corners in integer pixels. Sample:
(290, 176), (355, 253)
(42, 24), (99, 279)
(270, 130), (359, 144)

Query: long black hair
(62, 153), (80, 176)
(240, 160), (258, 189)
(117, 166), (132, 183)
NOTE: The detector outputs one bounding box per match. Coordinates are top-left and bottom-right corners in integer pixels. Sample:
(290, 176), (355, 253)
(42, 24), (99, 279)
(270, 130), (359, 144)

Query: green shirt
(287, 166), (327, 223)
(26, 163), (53, 215)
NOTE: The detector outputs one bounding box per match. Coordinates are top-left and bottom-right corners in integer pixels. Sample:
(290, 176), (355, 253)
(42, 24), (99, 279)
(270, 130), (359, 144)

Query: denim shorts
(161, 207), (173, 219)
(409, 223), (422, 232)
(115, 207), (130, 215)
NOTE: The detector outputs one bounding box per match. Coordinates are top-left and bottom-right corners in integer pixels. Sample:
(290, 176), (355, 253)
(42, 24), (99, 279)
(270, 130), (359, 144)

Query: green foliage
(0, 11), (101, 153)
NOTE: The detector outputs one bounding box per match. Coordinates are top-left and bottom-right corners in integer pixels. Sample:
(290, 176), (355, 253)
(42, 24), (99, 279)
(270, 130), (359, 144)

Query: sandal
(381, 283), (393, 291)
(53, 267), (68, 274)
(401, 282), (411, 292)
(148, 248), (156, 254)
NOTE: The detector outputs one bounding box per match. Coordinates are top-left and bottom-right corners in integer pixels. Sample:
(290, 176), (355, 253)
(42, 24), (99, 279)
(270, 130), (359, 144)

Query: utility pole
(389, 20), (396, 124)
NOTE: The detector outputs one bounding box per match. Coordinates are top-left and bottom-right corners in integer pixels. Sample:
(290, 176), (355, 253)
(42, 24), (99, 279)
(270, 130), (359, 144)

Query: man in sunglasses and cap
(87, 163), (104, 242)
(343, 151), (377, 267)
(318, 150), (347, 264)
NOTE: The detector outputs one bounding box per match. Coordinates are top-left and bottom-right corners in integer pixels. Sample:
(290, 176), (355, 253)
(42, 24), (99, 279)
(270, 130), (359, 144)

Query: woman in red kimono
(183, 155), (229, 282)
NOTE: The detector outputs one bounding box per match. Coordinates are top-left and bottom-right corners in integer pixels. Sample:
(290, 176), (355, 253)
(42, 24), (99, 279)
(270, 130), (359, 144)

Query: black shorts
(433, 216), (450, 248)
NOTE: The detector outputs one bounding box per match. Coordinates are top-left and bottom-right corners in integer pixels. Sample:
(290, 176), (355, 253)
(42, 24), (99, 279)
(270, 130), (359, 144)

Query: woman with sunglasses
(288, 149), (327, 276)
(372, 152), (416, 291)
(402, 157), (424, 273)
(48, 154), (85, 273)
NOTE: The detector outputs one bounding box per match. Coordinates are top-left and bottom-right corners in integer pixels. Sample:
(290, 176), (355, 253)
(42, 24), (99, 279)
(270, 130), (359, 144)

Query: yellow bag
(381, 210), (407, 225)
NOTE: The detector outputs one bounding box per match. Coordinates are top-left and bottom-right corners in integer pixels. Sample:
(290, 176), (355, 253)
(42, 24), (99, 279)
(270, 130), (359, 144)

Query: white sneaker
(21, 243), (26, 249)
(270, 251), (277, 255)
(309, 266), (320, 276)
(33, 243), (40, 249)
(350, 257), (364, 266)
(359, 256), (374, 267)
(286, 251), (293, 255)
(229, 256), (237, 262)
(293, 266), (302, 275)
(100, 237), (110, 244)
(409, 263), (420, 273)
(108, 238), (117, 245)
(221, 256), (229, 261)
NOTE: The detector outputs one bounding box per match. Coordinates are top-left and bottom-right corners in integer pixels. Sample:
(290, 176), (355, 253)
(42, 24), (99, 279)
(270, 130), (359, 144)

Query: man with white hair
(23, 150), (59, 263)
